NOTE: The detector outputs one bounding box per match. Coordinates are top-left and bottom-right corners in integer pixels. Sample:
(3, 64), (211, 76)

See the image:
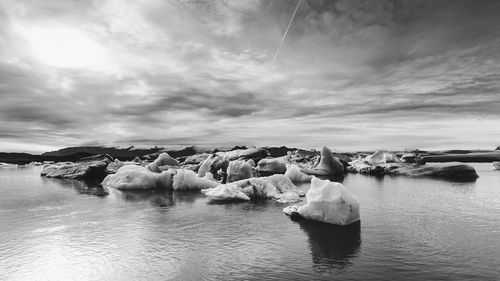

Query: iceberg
(418, 151), (500, 164)
(223, 147), (269, 162)
(183, 153), (210, 165)
(364, 150), (402, 165)
(198, 154), (216, 177)
(101, 153), (182, 190)
(201, 184), (250, 201)
(348, 151), (403, 174)
(251, 174), (305, 197)
(198, 154), (229, 179)
(301, 147), (344, 178)
(276, 192), (302, 203)
(493, 162), (500, 170)
(101, 165), (174, 190)
(226, 160), (253, 183)
(102, 165), (220, 191)
(256, 156), (288, 176)
(202, 174), (304, 202)
(285, 164), (313, 183)
(391, 163), (479, 181)
(146, 152), (180, 172)
(246, 159), (256, 167)
(284, 177), (360, 226)
(0, 162), (18, 168)
(106, 159), (142, 174)
(401, 153), (417, 163)
(348, 151), (479, 181)
(172, 169), (219, 190)
(41, 154), (111, 180)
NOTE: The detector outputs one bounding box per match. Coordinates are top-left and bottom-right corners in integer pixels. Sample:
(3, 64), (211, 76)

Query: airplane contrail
(272, 0), (301, 64)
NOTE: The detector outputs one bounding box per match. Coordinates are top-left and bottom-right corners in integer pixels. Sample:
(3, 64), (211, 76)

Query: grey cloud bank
(0, 0), (499, 153)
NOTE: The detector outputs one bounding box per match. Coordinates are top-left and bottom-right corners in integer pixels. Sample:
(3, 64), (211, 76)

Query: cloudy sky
(1, 0), (500, 153)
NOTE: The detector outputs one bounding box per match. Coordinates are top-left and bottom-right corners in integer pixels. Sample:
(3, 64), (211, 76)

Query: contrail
(272, 0), (301, 64)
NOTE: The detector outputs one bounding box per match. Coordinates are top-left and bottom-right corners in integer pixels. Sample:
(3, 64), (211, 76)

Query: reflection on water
(41, 177), (108, 197)
(105, 188), (208, 208)
(316, 174), (345, 183)
(106, 188), (175, 208)
(296, 220), (361, 273)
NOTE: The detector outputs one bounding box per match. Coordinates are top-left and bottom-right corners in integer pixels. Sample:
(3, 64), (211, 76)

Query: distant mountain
(2, 145), (309, 164)
(1, 146), (165, 164)
(42, 146), (164, 159)
(0, 151), (94, 164)
(0, 152), (39, 164)
(266, 146), (297, 158)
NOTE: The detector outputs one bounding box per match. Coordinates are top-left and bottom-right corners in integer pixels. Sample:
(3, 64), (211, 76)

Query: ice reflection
(41, 177), (108, 197)
(297, 220), (361, 273)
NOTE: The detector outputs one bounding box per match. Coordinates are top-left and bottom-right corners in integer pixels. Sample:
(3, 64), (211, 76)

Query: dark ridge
(4, 145), (500, 165)
(266, 146), (298, 158)
(229, 145), (248, 151)
(417, 152), (500, 164)
(42, 146), (164, 159)
(0, 152), (39, 165)
(0, 152), (94, 165)
(165, 146), (197, 158)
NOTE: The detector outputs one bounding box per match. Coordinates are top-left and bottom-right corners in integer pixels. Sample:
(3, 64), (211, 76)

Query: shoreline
(2, 145), (500, 165)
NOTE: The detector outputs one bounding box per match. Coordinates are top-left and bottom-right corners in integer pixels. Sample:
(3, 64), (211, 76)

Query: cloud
(0, 0), (499, 152)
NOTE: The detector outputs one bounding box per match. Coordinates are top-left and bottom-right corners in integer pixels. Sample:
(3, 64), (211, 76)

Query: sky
(1, 0), (500, 153)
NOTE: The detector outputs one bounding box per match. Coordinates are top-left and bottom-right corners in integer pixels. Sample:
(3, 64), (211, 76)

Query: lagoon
(1, 164), (499, 280)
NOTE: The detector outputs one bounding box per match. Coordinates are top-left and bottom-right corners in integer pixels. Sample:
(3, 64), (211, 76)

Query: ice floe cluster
(348, 150), (478, 180)
(39, 145), (490, 226)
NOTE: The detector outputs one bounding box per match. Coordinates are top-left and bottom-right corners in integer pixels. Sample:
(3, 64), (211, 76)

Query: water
(1, 164), (499, 280)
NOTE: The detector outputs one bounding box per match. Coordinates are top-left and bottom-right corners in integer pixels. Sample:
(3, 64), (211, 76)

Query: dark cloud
(2, 105), (75, 125)
(108, 88), (264, 118)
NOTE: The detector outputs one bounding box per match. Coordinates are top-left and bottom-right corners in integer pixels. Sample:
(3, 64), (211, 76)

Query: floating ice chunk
(284, 177), (360, 226)
(101, 165), (174, 190)
(301, 146), (344, 177)
(183, 153), (210, 165)
(41, 154), (111, 179)
(276, 192), (302, 203)
(257, 156), (288, 175)
(198, 154), (215, 177)
(201, 174), (304, 202)
(227, 160), (253, 183)
(0, 163), (18, 168)
(262, 174), (305, 196)
(201, 184), (250, 201)
(223, 147), (269, 161)
(348, 150), (403, 174)
(283, 205), (299, 216)
(198, 154), (228, 179)
(493, 162), (500, 170)
(364, 150), (402, 166)
(246, 159), (256, 167)
(146, 152), (180, 172)
(391, 163), (478, 181)
(285, 164), (313, 183)
(106, 159), (142, 174)
(172, 169), (219, 190)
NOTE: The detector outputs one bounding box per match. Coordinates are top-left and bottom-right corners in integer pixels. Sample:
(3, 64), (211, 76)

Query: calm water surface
(1, 164), (499, 280)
